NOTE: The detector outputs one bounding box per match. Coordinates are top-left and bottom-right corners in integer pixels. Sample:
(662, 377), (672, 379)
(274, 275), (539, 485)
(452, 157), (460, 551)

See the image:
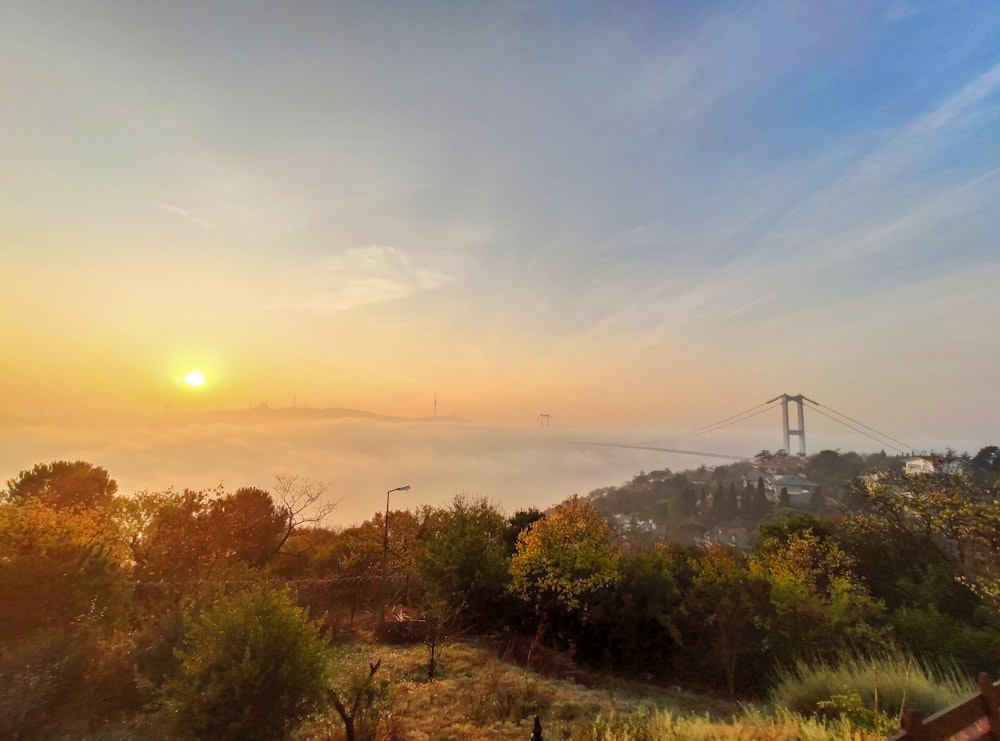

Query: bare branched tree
(269, 475), (341, 559)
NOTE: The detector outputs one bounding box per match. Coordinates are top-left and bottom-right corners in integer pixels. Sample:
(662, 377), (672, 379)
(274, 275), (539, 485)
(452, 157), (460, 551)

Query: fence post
(902, 709), (927, 740)
(979, 673), (1000, 735)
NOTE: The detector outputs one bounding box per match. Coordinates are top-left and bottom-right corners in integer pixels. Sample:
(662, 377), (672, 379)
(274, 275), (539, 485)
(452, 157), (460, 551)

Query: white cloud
(278, 245), (456, 313)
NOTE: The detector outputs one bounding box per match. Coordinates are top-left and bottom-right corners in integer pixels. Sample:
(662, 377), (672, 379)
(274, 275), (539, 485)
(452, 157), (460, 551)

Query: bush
(0, 625), (140, 740)
(770, 651), (974, 731)
(160, 582), (330, 740)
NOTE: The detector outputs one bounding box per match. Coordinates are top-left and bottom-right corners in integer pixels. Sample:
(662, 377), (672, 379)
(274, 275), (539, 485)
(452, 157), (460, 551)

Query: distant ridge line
(207, 407), (469, 423)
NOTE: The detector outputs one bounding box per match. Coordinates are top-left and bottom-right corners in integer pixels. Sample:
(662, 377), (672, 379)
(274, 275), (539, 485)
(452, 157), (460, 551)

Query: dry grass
(295, 639), (881, 741)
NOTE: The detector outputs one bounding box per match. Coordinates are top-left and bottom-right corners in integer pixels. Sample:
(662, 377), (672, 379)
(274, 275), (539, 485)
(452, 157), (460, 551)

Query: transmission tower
(538, 413), (551, 427)
(766, 393), (816, 456)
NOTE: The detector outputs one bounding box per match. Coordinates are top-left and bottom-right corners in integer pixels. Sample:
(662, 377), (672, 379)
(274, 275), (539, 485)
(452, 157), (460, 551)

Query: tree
(572, 546), (685, 678)
(208, 487), (288, 566)
(5, 461), (117, 510)
(124, 489), (217, 586)
(329, 659), (390, 741)
(685, 545), (769, 696)
(749, 477), (771, 523)
(162, 581), (330, 741)
(269, 475), (340, 556)
(971, 445), (1000, 489)
(0, 497), (131, 641)
(846, 469), (1000, 609)
(510, 496), (619, 648)
(750, 530), (888, 667)
(810, 485), (825, 512)
(504, 508), (544, 556)
(416, 496), (509, 628)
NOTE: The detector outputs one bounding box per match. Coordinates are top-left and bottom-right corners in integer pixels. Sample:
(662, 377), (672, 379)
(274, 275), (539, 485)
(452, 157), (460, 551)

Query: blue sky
(2, 0), (1000, 451)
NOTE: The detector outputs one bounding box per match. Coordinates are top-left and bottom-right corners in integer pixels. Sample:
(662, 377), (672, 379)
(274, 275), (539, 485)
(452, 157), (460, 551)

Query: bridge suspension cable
(582, 393), (916, 462)
(802, 400), (914, 454)
(654, 399), (781, 443)
(582, 441), (748, 460)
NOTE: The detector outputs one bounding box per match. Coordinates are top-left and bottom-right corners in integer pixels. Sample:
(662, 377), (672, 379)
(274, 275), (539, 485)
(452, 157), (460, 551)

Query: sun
(184, 370), (206, 388)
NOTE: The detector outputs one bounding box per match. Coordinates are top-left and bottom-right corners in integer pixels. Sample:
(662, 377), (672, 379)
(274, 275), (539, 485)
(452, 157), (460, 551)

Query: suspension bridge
(584, 393), (918, 461)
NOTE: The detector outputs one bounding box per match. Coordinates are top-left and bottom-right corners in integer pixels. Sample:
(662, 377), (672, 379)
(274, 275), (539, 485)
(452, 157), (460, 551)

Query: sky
(2, 2), (999, 519)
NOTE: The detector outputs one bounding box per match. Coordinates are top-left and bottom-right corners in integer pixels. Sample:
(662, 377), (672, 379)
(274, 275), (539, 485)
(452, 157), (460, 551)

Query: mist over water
(0, 411), (696, 524)
(0, 408), (956, 524)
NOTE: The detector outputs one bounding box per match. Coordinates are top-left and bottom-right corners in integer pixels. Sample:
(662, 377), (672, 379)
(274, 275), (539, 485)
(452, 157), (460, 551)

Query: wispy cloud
(274, 245), (456, 313)
(152, 200), (215, 230)
(619, 3), (806, 124)
(631, 57), (1000, 342)
(885, 0), (923, 23)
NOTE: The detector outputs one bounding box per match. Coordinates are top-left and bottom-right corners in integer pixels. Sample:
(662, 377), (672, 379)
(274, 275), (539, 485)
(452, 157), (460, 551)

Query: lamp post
(381, 485), (410, 618)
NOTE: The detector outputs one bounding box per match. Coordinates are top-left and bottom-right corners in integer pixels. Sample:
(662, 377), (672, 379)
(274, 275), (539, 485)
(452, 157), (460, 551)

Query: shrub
(161, 582), (330, 740)
(770, 651), (974, 731)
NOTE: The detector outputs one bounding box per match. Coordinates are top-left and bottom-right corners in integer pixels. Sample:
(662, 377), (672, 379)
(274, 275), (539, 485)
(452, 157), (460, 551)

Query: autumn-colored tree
(510, 495), (619, 647)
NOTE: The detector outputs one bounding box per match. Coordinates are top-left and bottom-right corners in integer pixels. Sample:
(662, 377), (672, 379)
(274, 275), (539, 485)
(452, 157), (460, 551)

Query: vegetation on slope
(2, 449), (1000, 738)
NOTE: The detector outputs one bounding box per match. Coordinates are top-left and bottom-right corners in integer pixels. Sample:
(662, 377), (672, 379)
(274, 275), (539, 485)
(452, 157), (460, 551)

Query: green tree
(573, 546), (686, 677)
(846, 469), (1000, 609)
(750, 530), (888, 667)
(971, 445), (1000, 489)
(329, 659), (390, 741)
(5, 460), (117, 510)
(162, 581), (330, 741)
(685, 545), (769, 696)
(810, 485), (825, 512)
(510, 496), (619, 648)
(750, 476), (771, 523)
(504, 508), (544, 556)
(415, 495), (510, 628)
(209, 487), (288, 566)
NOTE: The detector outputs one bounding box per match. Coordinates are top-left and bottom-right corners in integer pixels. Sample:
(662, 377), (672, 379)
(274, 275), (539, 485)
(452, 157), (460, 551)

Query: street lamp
(381, 485), (411, 611)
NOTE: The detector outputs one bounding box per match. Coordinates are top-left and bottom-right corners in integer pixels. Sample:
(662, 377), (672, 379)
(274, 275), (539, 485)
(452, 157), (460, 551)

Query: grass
(295, 639), (889, 741)
(770, 651), (975, 733)
(52, 634), (970, 740)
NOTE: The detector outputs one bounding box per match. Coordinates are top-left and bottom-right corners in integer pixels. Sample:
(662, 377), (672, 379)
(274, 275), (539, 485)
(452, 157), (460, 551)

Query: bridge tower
(767, 393), (816, 456)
